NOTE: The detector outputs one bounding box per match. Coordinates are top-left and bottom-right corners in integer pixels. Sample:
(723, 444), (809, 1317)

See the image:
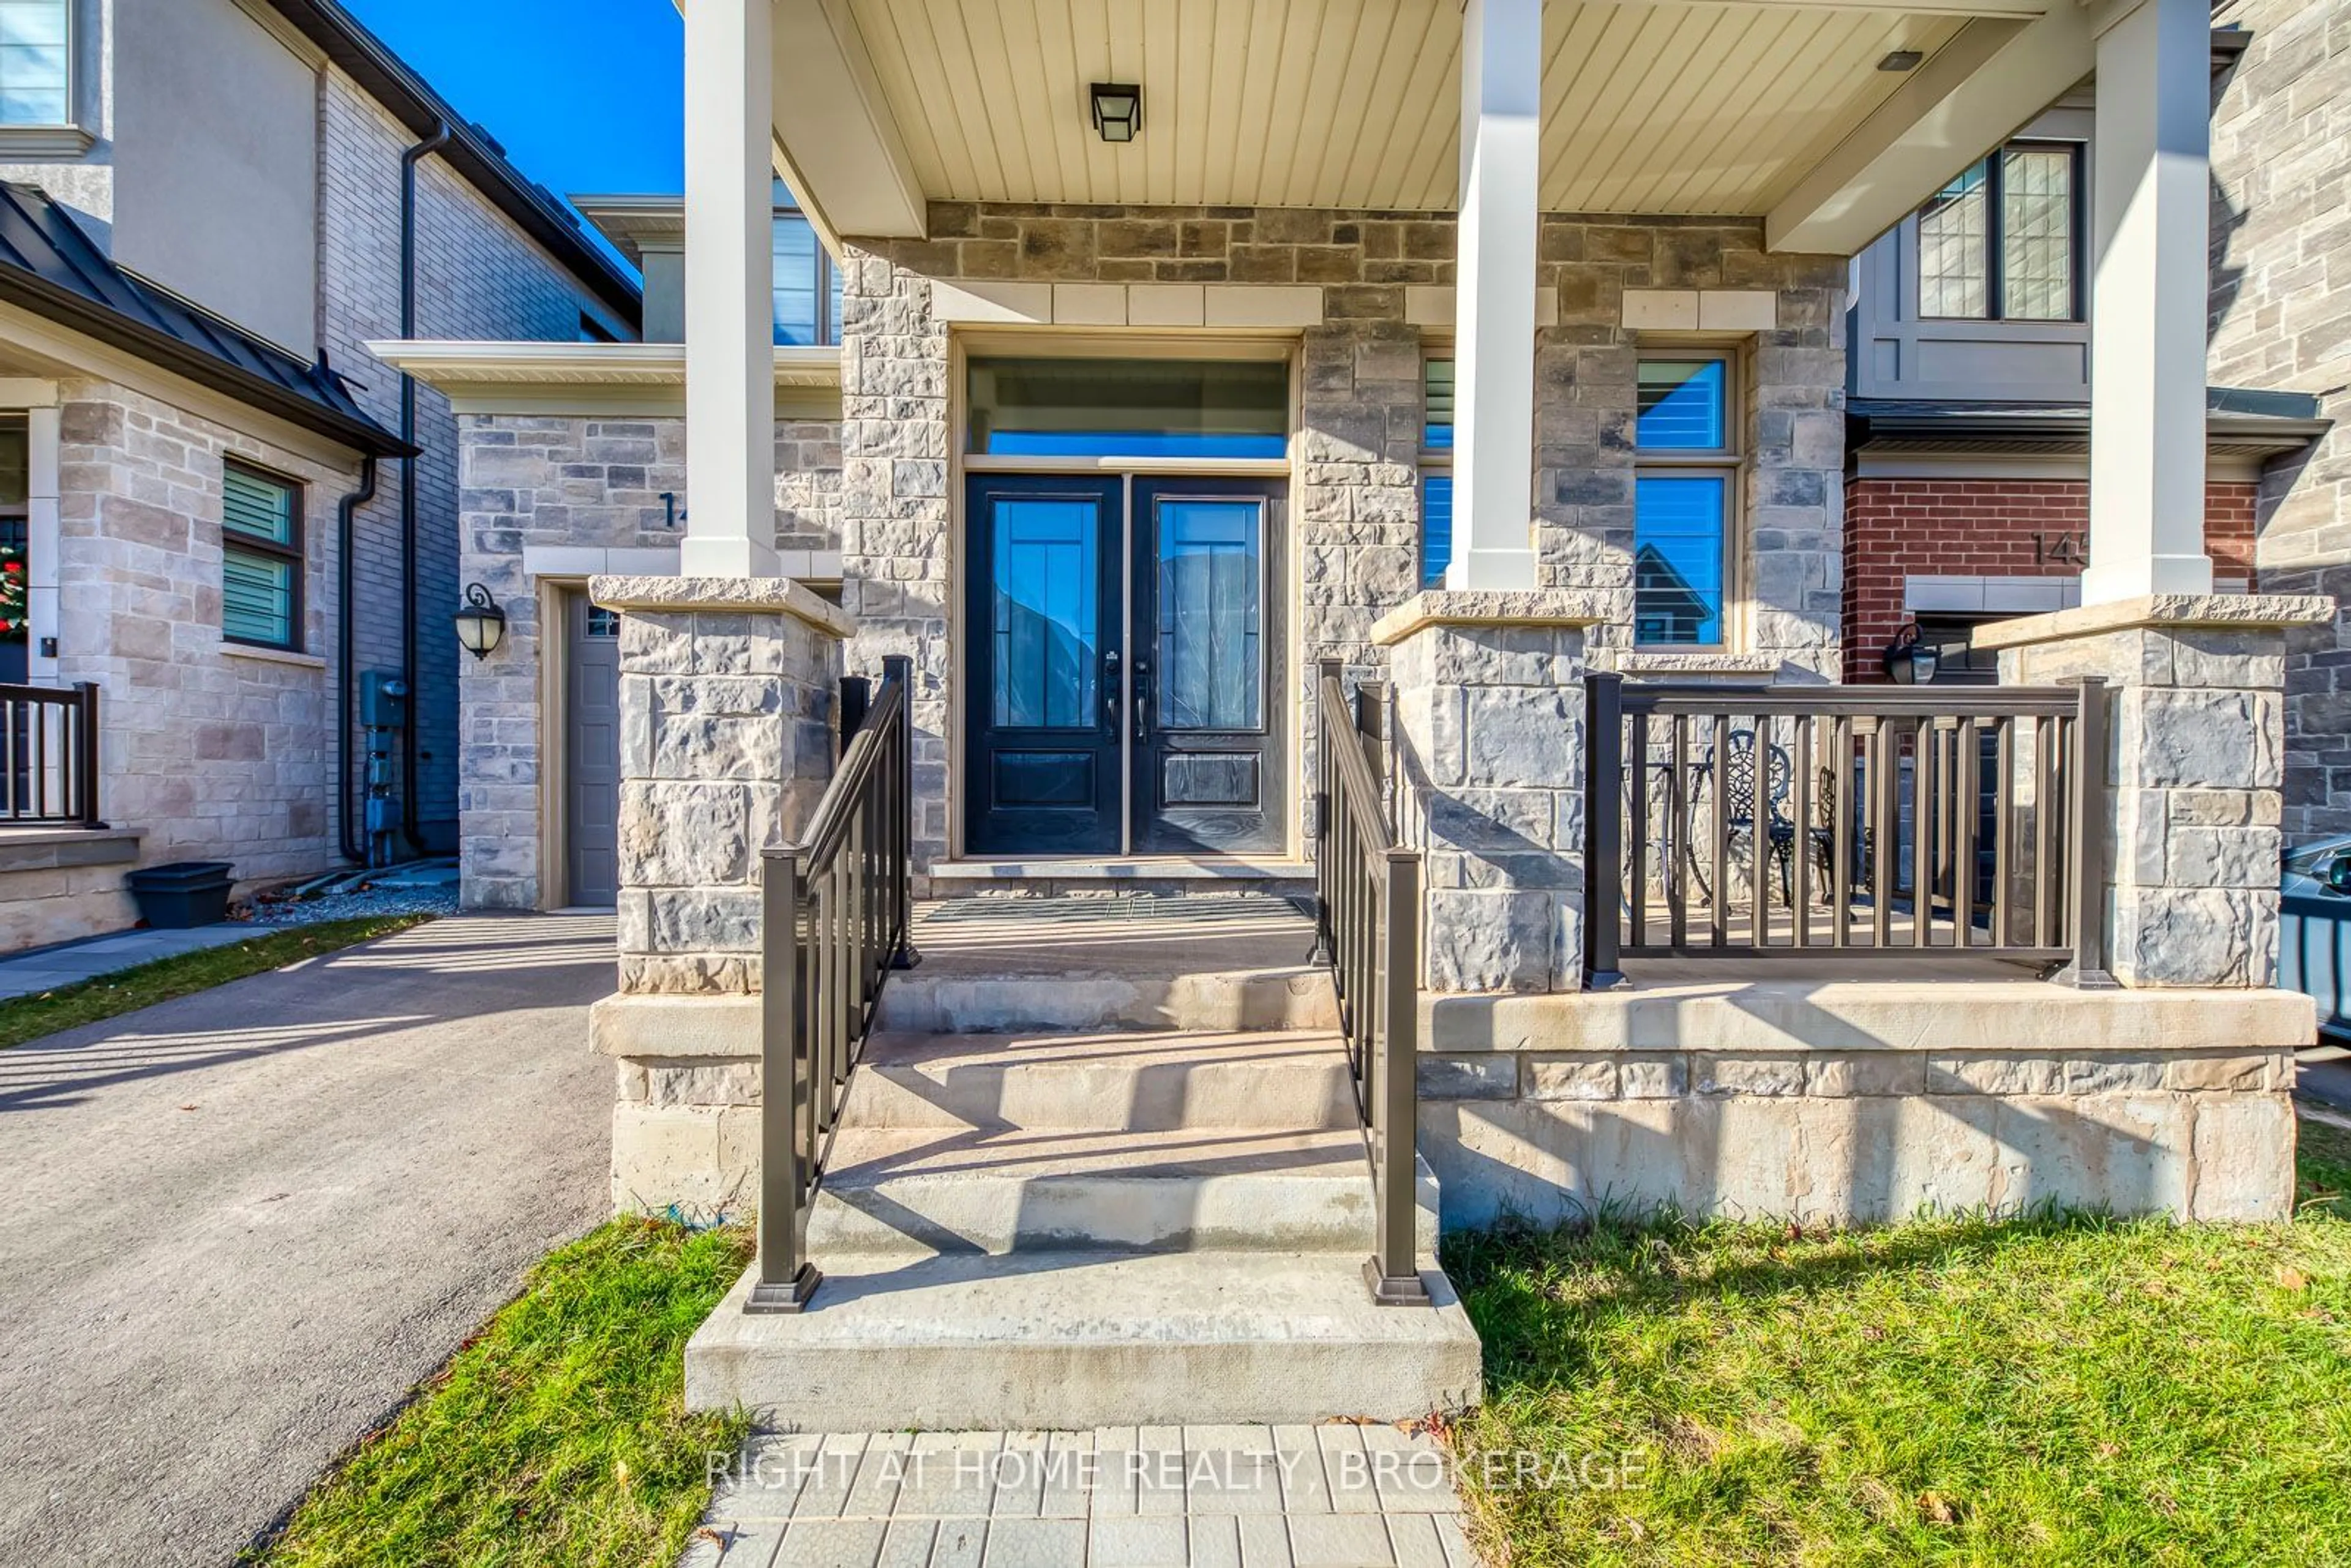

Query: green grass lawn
(254, 1219), (753, 1568)
(1446, 1129), (2351, 1567)
(0, 915), (432, 1051)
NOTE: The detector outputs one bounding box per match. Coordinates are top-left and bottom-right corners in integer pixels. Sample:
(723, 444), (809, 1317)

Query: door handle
(1103, 650), (1121, 727)
(1133, 658), (1151, 742)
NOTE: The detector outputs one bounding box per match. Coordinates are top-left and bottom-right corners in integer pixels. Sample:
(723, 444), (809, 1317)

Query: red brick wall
(1842, 479), (2259, 682)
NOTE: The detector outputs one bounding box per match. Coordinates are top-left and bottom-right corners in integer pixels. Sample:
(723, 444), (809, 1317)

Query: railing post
(1584, 672), (1625, 989)
(1366, 845), (1431, 1306)
(75, 682), (102, 828)
(883, 654), (920, 969)
(2054, 677), (2118, 989)
(838, 674), (871, 757)
(749, 847), (821, 1314)
(1310, 656), (1342, 967)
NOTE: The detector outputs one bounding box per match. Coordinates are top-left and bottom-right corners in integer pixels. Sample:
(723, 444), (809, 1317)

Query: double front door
(966, 475), (1286, 857)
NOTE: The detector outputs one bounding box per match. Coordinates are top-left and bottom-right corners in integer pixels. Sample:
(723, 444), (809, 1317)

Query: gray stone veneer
(839, 203), (1845, 868)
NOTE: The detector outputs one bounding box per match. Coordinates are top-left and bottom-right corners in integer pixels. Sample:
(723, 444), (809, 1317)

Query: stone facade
(456, 414), (841, 910)
(2209, 0), (2351, 842)
(841, 202), (1845, 867)
(1988, 595), (2331, 988)
(1381, 594), (1597, 993)
(53, 381), (356, 897)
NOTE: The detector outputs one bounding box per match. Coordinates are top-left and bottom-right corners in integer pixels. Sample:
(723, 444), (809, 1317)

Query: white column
(2082, 0), (2212, 604)
(681, 0), (778, 577)
(1444, 0), (1542, 592)
(26, 401), (59, 683)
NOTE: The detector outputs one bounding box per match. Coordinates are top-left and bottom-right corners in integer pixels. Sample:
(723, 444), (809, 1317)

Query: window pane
(1420, 471), (1452, 589)
(224, 549), (294, 647)
(1918, 160), (1990, 318)
(1157, 500), (1262, 732)
(0, 0), (65, 125)
(1635, 360), (1727, 451)
(827, 261), (844, 344)
(969, 358), (1288, 459)
(771, 215), (819, 345)
(2002, 146), (2075, 321)
(990, 498), (1098, 730)
(1633, 475), (1726, 646)
(223, 467), (296, 546)
(1422, 359), (1453, 451)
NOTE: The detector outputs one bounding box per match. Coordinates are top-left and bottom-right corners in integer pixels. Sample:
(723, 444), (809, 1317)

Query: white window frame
(1632, 347), (1744, 653)
(0, 0), (73, 134)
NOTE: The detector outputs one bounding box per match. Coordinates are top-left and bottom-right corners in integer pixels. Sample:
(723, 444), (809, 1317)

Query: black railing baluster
(1584, 673), (1624, 989)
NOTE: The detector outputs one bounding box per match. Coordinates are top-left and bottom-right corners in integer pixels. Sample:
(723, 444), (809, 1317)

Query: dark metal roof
(258, 0), (643, 328)
(1849, 388), (2330, 457)
(0, 181), (412, 457)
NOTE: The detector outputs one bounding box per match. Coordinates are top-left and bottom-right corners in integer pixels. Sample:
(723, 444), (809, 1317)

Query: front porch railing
(0, 681), (102, 827)
(1311, 659), (1428, 1307)
(748, 654), (918, 1315)
(1584, 674), (2111, 986)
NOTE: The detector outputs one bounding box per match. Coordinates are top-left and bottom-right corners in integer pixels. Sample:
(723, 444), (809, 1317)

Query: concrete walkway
(0, 913), (615, 1565)
(683, 1425), (1480, 1568)
(0, 922), (263, 1001)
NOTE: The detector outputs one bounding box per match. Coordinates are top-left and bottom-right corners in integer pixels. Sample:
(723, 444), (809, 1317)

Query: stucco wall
(2210, 0), (2351, 842)
(113, 0), (318, 357)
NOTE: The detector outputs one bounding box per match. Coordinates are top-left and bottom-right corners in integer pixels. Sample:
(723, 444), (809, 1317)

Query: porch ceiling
(775, 0), (2042, 236)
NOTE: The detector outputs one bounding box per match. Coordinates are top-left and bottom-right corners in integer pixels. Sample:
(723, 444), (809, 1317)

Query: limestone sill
(1422, 978), (2314, 1055)
(0, 826), (141, 874)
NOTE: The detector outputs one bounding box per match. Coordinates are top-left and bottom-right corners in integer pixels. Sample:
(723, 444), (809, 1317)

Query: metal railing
(748, 655), (918, 1314)
(0, 681), (102, 827)
(1310, 659), (1428, 1307)
(1584, 674), (2111, 985)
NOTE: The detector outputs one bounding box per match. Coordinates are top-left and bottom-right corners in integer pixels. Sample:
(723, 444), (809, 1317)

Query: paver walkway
(0, 913), (615, 1565)
(683, 1425), (1480, 1568)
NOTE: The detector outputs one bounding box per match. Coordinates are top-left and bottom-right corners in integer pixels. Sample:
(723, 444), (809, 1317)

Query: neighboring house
(0, 0), (637, 951)
(1839, 21), (2342, 786)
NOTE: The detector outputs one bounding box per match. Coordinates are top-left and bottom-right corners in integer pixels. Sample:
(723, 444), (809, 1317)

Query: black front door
(964, 476), (1123, 854)
(1130, 479), (1283, 855)
(964, 475), (1285, 857)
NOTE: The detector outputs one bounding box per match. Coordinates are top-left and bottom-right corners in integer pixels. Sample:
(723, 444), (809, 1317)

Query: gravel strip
(238, 882), (462, 929)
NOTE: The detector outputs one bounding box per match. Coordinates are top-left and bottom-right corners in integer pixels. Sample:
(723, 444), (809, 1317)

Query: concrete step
(684, 1250), (1484, 1429)
(879, 897), (1337, 1034)
(808, 1127), (1439, 1258)
(845, 1029), (1360, 1133)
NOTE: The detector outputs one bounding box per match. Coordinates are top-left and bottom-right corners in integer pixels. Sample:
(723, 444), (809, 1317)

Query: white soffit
(787, 0), (1989, 219)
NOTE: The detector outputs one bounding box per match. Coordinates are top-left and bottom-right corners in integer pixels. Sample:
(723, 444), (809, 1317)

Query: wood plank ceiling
(839, 0), (1967, 214)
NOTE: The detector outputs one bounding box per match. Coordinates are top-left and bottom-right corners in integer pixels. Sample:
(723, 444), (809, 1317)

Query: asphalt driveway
(0, 913), (615, 1566)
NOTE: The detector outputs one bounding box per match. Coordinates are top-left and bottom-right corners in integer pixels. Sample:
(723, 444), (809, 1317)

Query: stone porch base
(1416, 978), (2309, 1227)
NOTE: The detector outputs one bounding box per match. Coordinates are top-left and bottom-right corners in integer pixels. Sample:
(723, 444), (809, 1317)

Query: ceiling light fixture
(1877, 49), (1924, 71)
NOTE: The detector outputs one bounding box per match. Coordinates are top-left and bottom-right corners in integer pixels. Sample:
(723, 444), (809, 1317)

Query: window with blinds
(1419, 357), (1453, 588)
(223, 463), (301, 649)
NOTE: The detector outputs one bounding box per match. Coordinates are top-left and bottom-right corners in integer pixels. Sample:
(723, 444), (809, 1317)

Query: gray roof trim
(257, 0), (643, 327)
(1849, 389), (2330, 458)
(0, 181), (412, 457)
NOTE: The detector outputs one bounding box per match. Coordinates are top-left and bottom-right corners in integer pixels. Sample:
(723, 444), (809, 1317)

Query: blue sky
(342, 0), (686, 221)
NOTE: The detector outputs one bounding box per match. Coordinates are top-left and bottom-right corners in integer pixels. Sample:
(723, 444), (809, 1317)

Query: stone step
(807, 1127), (1438, 1258)
(684, 1250), (1483, 1429)
(879, 897), (1337, 1034)
(845, 1029), (1361, 1133)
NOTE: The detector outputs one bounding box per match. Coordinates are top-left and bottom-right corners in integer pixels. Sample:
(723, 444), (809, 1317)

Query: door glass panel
(1156, 500), (1262, 732)
(991, 498), (1098, 729)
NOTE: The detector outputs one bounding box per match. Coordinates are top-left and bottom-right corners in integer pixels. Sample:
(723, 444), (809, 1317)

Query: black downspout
(399, 121), (452, 854)
(336, 456), (380, 865)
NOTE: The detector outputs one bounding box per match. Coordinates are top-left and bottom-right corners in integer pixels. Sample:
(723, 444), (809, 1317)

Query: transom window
(1918, 141), (2082, 322)
(0, 0), (66, 126)
(222, 463), (302, 650)
(966, 358), (1288, 459)
(1633, 356), (1736, 648)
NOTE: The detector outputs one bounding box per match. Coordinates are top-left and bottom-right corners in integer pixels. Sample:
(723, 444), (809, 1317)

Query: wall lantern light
(1089, 83), (1142, 143)
(1881, 621), (1938, 685)
(454, 582), (508, 661)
